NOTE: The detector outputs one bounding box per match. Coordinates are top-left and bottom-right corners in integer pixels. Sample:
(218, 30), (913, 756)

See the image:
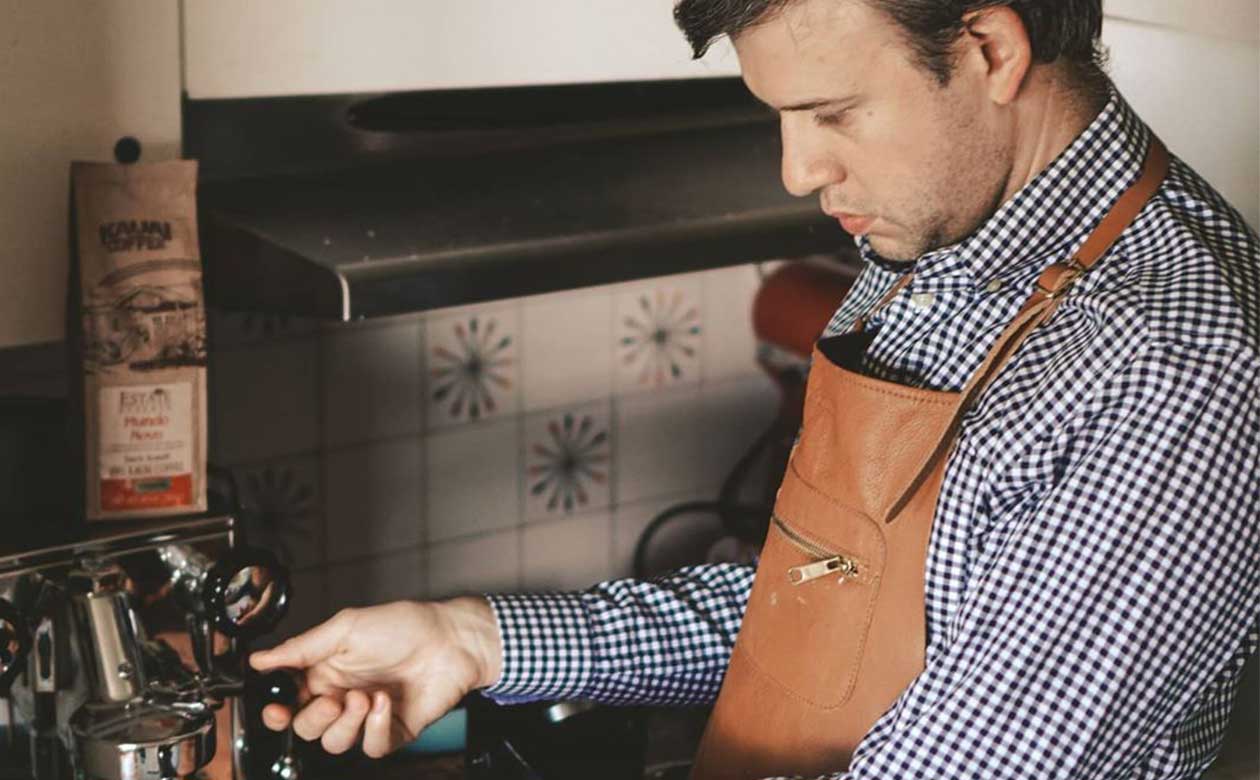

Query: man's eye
(813, 111), (847, 127)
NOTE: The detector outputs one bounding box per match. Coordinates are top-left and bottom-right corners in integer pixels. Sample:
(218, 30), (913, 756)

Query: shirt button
(910, 292), (935, 309)
(985, 278), (1004, 293)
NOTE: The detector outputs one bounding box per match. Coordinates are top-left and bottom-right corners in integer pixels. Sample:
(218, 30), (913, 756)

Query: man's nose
(779, 118), (844, 198)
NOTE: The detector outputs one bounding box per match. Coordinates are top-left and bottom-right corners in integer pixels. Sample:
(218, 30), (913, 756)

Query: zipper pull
(788, 556), (857, 585)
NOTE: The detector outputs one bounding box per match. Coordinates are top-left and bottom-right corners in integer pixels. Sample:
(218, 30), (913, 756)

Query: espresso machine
(0, 515), (300, 780)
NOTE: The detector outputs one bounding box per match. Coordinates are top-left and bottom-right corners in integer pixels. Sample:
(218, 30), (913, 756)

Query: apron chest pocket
(737, 503), (884, 709)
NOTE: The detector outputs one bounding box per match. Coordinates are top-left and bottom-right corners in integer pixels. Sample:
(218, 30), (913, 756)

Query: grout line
(206, 322), (321, 353)
(324, 540), (429, 569)
(512, 297), (526, 591)
(314, 323), (330, 570)
(428, 523), (529, 554)
(415, 317), (431, 596)
(606, 393), (620, 571)
(212, 446), (322, 473)
(415, 317), (429, 554)
(698, 264), (713, 390)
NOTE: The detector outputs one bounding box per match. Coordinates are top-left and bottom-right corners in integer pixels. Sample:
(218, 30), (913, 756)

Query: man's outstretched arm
(484, 561), (755, 706)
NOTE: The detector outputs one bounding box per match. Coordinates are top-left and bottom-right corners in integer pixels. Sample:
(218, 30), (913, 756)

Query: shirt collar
(856, 89), (1153, 291)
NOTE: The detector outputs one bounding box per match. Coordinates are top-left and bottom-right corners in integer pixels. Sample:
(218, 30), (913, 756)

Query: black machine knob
(251, 667), (301, 709)
(0, 597), (32, 694)
(203, 548), (290, 640)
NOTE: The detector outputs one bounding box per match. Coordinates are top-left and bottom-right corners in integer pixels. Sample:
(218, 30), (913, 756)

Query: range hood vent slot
(344, 78), (769, 134)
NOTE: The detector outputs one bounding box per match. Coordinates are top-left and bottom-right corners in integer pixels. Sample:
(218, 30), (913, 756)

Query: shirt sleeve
(823, 342), (1260, 780)
(482, 561), (754, 706)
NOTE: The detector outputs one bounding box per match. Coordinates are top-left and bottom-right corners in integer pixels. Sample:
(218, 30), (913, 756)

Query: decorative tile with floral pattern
(524, 403), (612, 519)
(236, 459), (321, 569)
(616, 284), (702, 391)
(425, 307), (520, 427)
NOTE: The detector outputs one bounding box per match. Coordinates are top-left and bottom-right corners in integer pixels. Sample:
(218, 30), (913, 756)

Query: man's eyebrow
(776, 97), (857, 112)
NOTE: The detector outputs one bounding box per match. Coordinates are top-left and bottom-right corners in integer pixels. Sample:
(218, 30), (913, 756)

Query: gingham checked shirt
(484, 91), (1260, 779)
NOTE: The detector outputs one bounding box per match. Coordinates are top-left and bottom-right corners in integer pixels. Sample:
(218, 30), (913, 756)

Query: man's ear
(958, 5), (1032, 105)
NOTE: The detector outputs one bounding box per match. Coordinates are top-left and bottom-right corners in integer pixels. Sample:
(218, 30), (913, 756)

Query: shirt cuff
(480, 592), (593, 704)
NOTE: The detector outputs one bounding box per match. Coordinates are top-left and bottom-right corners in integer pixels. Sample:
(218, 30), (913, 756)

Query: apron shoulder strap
(883, 136), (1170, 522)
(960, 136), (1170, 405)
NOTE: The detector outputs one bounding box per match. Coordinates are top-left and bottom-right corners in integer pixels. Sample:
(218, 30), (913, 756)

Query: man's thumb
(250, 611), (349, 671)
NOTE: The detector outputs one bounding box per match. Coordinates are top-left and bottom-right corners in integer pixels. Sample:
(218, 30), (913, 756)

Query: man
(251, 1), (1260, 777)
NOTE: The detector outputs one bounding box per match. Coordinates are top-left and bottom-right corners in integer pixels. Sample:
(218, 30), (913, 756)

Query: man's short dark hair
(674, 0), (1110, 99)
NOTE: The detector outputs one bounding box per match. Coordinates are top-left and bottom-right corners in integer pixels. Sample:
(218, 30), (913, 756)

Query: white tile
(614, 386), (705, 503)
(613, 494), (728, 579)
(234, 454), (325, 571)
(326, 548), (425, 612)
(424, 304), (520, 429)
(324, 438), (423, 562)
(209, 339), (320, 464)
(521, 289), (612, 411)
(694, 374), (782, 490)
(254, 568), (328, 650)
(426, 529), (521, 599)
(322, 320), (422, 447)
(523, 401), (612, 521)
(614, 278), (703, 394)
(701, 264), (763, 383)
(426, 419), (521, 542)
(521, 511), (613, 592)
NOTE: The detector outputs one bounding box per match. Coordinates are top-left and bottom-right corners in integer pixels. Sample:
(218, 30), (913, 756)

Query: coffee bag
(69, 160), (207, 521)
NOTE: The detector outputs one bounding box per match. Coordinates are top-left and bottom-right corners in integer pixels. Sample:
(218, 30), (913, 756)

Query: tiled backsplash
(0, 264), (782, 646)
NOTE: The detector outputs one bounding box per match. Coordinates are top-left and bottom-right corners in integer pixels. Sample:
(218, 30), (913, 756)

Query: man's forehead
(732, 0), (899, 108)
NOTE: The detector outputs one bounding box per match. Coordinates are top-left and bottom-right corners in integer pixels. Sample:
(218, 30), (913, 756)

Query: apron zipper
(772, 515), (862, 586)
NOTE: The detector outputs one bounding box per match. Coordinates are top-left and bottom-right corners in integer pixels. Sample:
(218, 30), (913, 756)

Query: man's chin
(865, 233), (921, 263)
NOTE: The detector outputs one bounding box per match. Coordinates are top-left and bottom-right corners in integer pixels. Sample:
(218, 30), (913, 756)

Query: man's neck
(999, 73), (1104, 205)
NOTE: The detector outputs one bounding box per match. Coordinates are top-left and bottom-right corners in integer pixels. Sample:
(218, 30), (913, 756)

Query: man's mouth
(830, 212), (874, 235)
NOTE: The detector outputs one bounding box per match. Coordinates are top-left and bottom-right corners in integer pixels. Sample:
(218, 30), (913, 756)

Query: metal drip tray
(72, 702), (216, 780)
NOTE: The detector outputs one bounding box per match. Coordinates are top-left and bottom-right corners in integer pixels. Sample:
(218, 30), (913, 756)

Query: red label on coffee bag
(100, 474), (194, 511)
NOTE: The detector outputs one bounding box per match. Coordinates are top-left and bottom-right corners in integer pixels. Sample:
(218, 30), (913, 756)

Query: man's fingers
(321, 689), (371, 755)
(362, 691), (393, 759)
(292, 695), (344, 742)
(250, 610), (352, 672)
(261, 703), (292, 732)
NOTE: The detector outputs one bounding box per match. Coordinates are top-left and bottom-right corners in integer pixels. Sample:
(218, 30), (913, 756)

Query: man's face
(733, 0), (1014, 261)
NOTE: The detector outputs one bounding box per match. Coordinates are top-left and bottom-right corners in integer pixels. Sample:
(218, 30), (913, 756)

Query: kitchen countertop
(296, 750), (465, 780)
(289, 703), (709, 780)
(297, 750), (1259, 779)
(285, 710), (1257, 780)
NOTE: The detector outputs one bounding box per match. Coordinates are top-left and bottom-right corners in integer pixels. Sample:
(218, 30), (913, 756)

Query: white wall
(1106, 0), (1259, 44)
(1103, 0), (1260, 229)
(0, 1), (181, 350)
(182, 0), (741, 99)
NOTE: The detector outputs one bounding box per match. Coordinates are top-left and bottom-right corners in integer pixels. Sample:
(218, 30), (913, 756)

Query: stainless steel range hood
(187, 79), (851, 320)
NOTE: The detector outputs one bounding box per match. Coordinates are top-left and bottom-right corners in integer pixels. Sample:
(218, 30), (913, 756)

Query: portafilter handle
(252, 668), (302, 780)
(203, 548), (291, 642)
(0, 597), (32, 695)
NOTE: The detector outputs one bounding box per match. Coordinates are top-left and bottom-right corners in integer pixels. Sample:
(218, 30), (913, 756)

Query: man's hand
(249, 597), (503, 758)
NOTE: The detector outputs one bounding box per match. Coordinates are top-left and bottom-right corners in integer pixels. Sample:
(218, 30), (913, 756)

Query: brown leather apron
(691, 138), (1169, 780)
